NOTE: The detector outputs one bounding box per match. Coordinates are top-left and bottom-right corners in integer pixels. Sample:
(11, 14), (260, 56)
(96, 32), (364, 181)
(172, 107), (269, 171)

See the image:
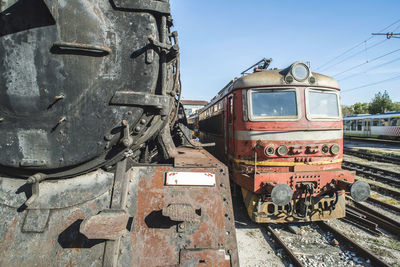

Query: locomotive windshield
(250, 89), (297, 118)
(307, 89), (340, 118)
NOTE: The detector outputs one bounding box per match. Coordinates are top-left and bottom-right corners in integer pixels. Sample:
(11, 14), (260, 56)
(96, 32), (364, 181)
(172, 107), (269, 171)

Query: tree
(368, 90), (394, 114)
(342, 105), (354, 116)
(393, 102), (400, 111)
(353, 102), (370, 114)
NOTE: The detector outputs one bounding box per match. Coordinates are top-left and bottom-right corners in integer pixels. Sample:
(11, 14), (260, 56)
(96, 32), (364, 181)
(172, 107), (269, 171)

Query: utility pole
(371, 32), (400, 39)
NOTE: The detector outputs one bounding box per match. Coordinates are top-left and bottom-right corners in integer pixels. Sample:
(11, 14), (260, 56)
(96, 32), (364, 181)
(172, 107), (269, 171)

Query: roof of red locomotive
(232, 69), (339, 90)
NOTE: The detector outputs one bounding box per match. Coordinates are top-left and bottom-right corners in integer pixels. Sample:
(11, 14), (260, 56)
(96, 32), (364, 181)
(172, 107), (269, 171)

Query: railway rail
(366, 196), (400, 213)
(318, 222), (390, 267)
(266, 222), (391, 267)
(344, 148), (400, 165)
(342, 160), (400, 187)
(266, 225), (305, 267)
(342, 160), (400, 198)
(345, 199), (400, 238)
(344, 136), (400, 145)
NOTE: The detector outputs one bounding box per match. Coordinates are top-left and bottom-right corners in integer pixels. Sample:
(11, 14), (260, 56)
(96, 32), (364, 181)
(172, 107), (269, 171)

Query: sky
(170, 0), (400, 106)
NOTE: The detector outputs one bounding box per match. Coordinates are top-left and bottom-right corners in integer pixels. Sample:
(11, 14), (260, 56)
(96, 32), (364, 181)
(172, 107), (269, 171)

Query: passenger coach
(198, 60), (370, 223)
(344, 112), (400, 140)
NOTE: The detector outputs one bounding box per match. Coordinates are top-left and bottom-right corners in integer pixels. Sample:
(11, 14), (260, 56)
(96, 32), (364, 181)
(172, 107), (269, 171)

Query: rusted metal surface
(0, 0), (181, 178)
(242, 187), (346, 223)
(80, 210), (129, 240)
(0, 171), (112, 266)
(174, 147), (220, 168)
(162, 203), (201, 222)
(119, 147), (238, 266)
(0, 148), (239, 266)
(179, 249), (231, 267)
(0, 171), (114, 209)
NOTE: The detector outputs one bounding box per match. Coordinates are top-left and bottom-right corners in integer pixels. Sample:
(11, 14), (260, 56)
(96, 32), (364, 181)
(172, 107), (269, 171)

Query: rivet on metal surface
(0, 117), (4, 122)
(57, 116), (66, 125)
(54, 93), (65, 100)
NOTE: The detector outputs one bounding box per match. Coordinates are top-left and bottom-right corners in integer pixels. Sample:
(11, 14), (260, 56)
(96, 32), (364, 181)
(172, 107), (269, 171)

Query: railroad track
(344, 135), (400, 145)
(366, 196), (400, 213)
(342, 160), (400, 187)
(266, 222), (391, 267)
(344, 148), (400, 165)
(342, 160), (400, 198)
(345, 198), (400, 238)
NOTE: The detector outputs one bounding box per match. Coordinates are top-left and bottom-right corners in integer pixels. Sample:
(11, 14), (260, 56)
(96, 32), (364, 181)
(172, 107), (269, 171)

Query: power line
(342, 74), (400, 93)
(315, 18), (400, 71)
(326, 23), (400, 73)
(332, 48), (400, 77)
(372, 32), (400, 39)
(338, 56), (400, 82)
(318, 39), (387, 72)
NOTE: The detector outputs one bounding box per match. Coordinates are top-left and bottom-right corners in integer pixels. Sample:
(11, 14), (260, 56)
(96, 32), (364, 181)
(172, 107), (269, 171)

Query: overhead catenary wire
(342, 74), (400, 93)
(318, 39), (388, 72)
(315, 18), (400, 71)
(319, 22), (400, 72)
(332, 48), (400, 77)
(338, 56), (400, 82)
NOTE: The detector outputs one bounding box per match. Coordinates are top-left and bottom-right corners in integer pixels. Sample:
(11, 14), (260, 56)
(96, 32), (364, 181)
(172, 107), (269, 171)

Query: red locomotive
(198, 59), (370, 223)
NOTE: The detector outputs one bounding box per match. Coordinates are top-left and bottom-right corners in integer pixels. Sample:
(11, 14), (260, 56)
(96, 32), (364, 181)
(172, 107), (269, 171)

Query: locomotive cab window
(247, 88), (300, 121)
(305, 88), (340, 120)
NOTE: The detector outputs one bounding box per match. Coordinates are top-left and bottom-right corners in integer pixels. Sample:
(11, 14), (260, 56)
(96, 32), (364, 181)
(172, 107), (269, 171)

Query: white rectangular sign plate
(165, 172), (216, 186)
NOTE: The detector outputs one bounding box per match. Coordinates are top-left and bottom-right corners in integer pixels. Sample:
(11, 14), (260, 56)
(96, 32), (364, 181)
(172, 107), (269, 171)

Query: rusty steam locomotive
(0, 1), (238, 266)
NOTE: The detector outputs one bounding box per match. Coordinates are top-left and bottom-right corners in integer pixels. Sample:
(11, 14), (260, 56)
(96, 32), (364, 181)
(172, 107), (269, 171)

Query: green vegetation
(342, 90), (400, 116)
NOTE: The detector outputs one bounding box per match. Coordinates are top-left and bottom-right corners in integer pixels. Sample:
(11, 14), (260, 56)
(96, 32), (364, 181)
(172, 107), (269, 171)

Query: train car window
(372, 119), (379, 126)
(345, 121), (351, 131)
(250, 90), (297, 117)
(381, 118), (389, 126)
(307, 90), (339, 118)
(357, 120), (362, 131)
(351, 120), (356, 130)
(390, 117), (400, 126)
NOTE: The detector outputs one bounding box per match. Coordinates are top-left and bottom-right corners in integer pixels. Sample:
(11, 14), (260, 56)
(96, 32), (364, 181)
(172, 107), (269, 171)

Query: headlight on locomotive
(291, 62), (310, 81)
(321, 144), (329, 154)
(277, 145), (288, 156)
(330, 144), (340, 155)
(265, 146), (276, 156)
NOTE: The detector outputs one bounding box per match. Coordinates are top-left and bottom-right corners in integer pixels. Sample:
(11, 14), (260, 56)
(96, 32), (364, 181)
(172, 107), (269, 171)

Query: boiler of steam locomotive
(0, 0), (180, 176)
(0, 1), (239, 266)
